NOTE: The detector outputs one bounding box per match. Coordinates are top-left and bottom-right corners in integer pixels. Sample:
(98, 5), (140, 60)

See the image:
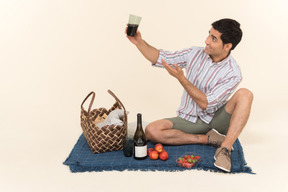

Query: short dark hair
(212, 18), (242, 50)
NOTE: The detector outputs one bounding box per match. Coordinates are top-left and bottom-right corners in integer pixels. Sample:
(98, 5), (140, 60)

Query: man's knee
(235, 88), (254, 102)
(145, 123), (158, 142)
(145, 123), (160, 142)
(145, 120), (173, 142)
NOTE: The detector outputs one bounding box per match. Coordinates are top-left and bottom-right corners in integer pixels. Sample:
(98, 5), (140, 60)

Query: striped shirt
(153, 46), (242, 124)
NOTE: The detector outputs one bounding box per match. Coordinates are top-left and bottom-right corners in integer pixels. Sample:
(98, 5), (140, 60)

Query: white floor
(1, 97), (287, 192)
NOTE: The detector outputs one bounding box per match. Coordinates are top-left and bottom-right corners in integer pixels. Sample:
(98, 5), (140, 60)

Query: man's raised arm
(126, 29), (159, 64)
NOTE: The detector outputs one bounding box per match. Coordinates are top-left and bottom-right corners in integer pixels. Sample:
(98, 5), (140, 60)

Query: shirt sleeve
(205, 71), (242, 114)
(153, 47), (196, 69)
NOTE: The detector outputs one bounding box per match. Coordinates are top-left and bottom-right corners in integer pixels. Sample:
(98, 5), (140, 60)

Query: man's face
(204, 27), (231, 61)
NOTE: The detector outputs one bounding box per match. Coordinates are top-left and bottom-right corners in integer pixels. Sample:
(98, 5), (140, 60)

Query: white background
(1, 0), (288, 191)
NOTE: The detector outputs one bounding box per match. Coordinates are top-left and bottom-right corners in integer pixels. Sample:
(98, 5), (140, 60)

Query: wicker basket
(80, 90), (127, 153)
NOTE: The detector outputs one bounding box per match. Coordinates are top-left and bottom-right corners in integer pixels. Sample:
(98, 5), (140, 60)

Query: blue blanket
(63, 134), (253, 173)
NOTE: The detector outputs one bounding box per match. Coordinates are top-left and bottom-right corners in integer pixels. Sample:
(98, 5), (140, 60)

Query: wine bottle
(133, 113), (147, 160)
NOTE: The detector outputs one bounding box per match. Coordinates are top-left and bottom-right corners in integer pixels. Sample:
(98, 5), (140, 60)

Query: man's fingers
(162, 59), (178, 71)
(162, 59), (172, 68)
(162, 59), (171, 70)
(162, 59), (178, 76)
(161, 59), (168, 67)
(125, 24), (128, 33)
(174, 64), (182, 72)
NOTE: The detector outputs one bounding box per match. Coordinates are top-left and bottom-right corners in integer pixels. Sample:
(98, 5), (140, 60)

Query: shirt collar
(207, 53), (232, 65)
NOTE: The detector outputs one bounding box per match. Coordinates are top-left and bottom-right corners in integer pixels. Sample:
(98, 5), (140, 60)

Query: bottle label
(135, 145), (147, 158)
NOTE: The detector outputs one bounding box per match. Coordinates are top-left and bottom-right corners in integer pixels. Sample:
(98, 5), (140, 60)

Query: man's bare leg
(145, 88), (253, 148)
(221, 88), (254, 151)
(145, 119), (208, 145)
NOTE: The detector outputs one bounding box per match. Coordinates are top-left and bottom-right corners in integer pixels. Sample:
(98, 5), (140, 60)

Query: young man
(126, 18), (253, 172)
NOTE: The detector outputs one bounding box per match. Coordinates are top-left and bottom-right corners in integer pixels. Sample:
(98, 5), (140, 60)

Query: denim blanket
(63, 134), (253, 173)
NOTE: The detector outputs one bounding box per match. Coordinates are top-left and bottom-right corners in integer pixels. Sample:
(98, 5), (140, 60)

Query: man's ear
(224, 43), (233, 52)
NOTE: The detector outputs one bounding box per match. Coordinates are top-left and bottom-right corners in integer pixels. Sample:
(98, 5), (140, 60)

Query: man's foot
(206, 129), (233, 150)
(214, 147), (231, 172)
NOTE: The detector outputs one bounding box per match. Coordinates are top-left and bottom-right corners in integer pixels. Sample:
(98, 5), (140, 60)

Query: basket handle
(108, 89), (128, 132)
(81, 90), (126, 114)
(81, 91), (95, 113)
(107, 89), (126, 114)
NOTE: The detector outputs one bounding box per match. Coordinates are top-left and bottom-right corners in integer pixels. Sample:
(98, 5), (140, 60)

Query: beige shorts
(166, 105), (231, 135)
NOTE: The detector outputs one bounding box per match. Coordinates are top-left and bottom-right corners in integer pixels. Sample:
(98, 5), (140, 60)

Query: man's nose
(205, 36), (210, 45)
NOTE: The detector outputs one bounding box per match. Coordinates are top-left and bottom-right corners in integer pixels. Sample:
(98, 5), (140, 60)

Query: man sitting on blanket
(125, 18), (253, 172)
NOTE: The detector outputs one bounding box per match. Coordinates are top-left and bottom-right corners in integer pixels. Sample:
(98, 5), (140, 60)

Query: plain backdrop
(1, 0), (288, 191)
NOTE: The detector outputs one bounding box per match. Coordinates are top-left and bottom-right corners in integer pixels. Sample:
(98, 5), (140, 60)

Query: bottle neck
(137, 114), (142, 124)
(137, 113), (142, 128)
